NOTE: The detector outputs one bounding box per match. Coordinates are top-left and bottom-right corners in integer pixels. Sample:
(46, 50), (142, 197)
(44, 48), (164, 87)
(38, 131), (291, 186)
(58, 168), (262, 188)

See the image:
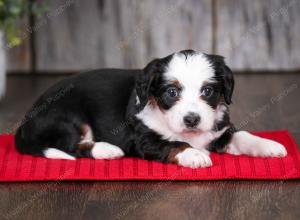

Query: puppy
(15, 50), (287, 168)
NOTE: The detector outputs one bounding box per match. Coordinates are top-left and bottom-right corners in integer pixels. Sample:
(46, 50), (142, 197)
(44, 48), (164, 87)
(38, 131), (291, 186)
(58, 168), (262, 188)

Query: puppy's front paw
(175, 148), (212, 168)
(258, 140), (287, 158)
(227, 131), (287, 158)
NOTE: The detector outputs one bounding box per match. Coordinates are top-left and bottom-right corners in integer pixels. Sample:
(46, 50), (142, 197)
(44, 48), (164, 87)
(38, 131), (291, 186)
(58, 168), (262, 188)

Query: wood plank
(216, 0), (300, 71)
(82, 181), (300, 220)
(230, 73), (300, 133)
(1, 181), (300, 220)
(0, 182), (92, 220)
(35, 0), (212, 71)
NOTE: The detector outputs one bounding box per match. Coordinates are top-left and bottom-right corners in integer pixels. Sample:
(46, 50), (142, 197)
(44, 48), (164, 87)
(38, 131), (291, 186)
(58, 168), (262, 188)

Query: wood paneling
(34, 0), (212, 71)
(6, 18), (32, 72)
(7, 42), (31, 72)
(5, 0), (300, 72)
(216, 0), (300, 71)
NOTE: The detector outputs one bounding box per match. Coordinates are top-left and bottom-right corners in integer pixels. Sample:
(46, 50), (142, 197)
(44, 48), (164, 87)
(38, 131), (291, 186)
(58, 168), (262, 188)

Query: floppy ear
(135, 59), (160, 109)
(222, 64), (234, 105)
(207, 54), (234, 105)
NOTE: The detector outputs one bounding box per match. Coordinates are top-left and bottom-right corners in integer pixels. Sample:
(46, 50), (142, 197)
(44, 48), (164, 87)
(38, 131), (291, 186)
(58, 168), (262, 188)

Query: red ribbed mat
(0, 130), (299, 182)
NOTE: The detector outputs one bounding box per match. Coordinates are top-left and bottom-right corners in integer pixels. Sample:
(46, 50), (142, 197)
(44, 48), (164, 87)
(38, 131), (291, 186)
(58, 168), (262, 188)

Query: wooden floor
(0, 73), (299, 220)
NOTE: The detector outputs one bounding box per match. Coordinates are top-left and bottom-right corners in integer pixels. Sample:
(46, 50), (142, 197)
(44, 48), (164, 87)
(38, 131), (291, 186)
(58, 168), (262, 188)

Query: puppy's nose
(183, 113), (201, 128)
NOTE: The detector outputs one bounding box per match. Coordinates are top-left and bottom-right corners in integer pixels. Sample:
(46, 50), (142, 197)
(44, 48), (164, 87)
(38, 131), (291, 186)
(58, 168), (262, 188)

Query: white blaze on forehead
(164, 52), (215, 87)
(159, 52), (217, 133)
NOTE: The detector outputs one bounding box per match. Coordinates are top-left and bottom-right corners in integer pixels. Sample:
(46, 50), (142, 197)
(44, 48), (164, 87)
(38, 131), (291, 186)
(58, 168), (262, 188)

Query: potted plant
(0, 0), (47, 99)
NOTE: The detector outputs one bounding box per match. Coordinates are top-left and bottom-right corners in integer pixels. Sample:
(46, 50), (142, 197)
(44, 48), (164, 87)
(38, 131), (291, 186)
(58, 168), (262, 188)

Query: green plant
(0, 0), (47, 48)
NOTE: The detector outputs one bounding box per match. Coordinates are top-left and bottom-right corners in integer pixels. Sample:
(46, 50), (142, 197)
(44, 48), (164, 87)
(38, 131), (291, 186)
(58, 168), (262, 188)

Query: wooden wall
(216, 0), (300, 70)
(6, 0), (300, 73)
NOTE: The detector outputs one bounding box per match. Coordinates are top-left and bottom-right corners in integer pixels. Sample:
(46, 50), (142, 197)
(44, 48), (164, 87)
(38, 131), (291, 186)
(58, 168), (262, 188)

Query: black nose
(183, 113), (201, 128)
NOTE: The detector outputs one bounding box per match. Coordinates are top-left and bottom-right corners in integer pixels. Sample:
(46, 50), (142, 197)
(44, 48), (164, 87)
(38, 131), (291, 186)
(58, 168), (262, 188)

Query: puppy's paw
(175, 148), (212, 168)
(91, 142), (125, 159)
(257, 140), (287, 158)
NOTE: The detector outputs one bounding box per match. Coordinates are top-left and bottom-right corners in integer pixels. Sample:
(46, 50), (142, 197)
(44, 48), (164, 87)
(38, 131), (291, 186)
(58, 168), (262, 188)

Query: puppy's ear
(207, 54), (234, 105)
(222, 64), (234, 104)
(136, 59), (160, 108)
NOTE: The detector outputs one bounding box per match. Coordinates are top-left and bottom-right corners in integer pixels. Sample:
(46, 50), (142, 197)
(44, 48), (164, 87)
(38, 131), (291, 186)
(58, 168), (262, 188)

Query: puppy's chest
(168, 130), (224, 150)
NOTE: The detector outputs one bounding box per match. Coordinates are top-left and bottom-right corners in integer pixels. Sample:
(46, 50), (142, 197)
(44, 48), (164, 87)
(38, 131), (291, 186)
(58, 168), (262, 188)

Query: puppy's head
(136, 50), (234, 135)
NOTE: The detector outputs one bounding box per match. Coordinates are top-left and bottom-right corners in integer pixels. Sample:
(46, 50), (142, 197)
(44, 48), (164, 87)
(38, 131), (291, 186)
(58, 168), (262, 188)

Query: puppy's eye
(201, 87), (214, 97)
(167, 87), (179, 98)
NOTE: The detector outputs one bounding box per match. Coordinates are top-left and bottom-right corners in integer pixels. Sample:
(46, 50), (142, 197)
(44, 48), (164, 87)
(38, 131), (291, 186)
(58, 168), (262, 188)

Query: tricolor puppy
(15, 50), (287, 168)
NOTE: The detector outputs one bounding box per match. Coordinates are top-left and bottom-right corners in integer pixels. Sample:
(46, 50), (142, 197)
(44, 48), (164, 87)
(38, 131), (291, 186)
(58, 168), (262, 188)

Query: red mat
(0, 130), (300, 182)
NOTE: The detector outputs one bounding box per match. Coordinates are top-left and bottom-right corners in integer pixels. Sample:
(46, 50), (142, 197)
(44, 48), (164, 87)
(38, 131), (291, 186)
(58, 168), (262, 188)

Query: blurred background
(3, 0), (300, 72)
(0, 0), (299, 141)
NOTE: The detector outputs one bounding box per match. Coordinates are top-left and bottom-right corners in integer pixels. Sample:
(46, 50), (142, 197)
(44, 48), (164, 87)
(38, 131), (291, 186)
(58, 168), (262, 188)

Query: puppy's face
(136, 50), (234, 136)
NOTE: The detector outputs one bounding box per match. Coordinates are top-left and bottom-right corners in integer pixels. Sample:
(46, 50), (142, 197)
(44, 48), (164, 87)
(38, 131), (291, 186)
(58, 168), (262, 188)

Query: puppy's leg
(136, 137), (212, 168)
(45, 142), (125, 160)
(226, 131), (287, 157)
(76, 125), (124, 159)
(44, 143), (124, 160)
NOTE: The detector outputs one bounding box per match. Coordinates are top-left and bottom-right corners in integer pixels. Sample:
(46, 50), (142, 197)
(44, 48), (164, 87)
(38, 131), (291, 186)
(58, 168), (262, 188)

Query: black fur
(208, 126), (236, 153)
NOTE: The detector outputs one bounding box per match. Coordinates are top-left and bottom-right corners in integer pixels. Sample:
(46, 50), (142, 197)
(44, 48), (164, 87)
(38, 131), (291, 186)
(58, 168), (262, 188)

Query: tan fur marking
(78, 124), (95, 150)
(171, 80), (181, 89)
(78, 142), (95, 151)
